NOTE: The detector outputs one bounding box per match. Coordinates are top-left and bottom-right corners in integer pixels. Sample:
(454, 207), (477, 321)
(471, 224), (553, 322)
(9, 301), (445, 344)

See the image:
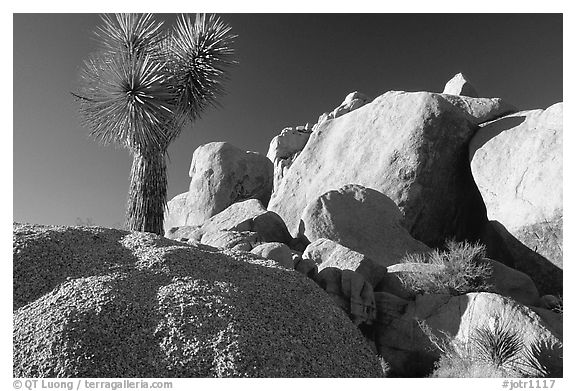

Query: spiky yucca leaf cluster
(95, 13), (166, 57)
(74, 13), (235, 234)
(76, 13), (236, 152)
(421, 315), (563, 378)
(471, 316), (524, 370)
(77, 52), (178, 152)
(76, 14), (179, 152)
(164, 14), (236, 143)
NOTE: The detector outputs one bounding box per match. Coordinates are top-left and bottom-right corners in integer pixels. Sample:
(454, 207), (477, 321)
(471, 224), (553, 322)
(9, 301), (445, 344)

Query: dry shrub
(399, 240), (493, 296)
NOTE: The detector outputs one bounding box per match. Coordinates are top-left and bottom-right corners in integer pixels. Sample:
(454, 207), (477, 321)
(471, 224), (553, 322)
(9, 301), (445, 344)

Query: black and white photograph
(9, 2), (570, 386)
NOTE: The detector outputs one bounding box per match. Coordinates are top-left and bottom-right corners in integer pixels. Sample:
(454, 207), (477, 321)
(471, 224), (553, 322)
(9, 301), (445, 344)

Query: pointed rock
(442, 72), (479, 97)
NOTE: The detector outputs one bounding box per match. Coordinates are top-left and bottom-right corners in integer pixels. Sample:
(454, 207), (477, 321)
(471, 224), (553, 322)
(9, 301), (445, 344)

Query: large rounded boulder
(13, 223), (383, 378)
(470, 103), (563, 294)
(164, 142), (274, 231)
(300, 184), (430, 268)
(268, 90), (491, 248)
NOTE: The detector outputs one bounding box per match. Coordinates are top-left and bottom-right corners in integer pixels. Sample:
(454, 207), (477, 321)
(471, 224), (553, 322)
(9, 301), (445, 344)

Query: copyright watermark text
(13, 379), (173, 390)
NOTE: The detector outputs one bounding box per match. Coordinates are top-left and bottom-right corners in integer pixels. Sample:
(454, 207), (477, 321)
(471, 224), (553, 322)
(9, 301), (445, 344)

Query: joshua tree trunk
(126, 148), (167, 235)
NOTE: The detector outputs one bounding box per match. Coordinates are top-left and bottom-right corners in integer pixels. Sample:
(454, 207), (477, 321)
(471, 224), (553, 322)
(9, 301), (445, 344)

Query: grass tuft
(399, 240), (493, 296)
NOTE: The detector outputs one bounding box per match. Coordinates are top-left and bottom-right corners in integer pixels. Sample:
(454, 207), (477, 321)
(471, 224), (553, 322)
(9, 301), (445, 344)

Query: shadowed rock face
(269, 91), (489, 248)
(13, 223), (383, 378)
(442, 72), (479, 98)
(470, 103), (563, 294)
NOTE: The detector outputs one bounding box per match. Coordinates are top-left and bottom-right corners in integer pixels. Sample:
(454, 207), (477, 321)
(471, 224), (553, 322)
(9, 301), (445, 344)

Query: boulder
(471, 104), (563, 292)
(481, 221), (562, 296)
(13, 223), (383, 377)
(165, 225), (203, 242)
(300, 185), (431, 269)
(163, 192), (189, 232)
(442, 72), (479, 97)
(374, 291), (562, 377)
(266, 127), (312, 192)
(485, 258), (540, 306)
(164, 142), (274, 231)
(314, 267), (376, 327)
(200, 230), (261, 252)
(379, 258), (539, 306)
(168, 199), (292, 245)
(250, 242), (294, 269)
(331, 91), (370, 119)
(303, 237), (388, 287)
(441, 94), (517, 124)
(293, 257), (318, 280)
(314, 91), (370, 130)
(269, 90), (488, 248)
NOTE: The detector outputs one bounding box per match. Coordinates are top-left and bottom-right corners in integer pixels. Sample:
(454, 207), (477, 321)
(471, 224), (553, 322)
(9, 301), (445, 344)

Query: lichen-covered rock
(269, 91), (488, 248)
(164, 142), (274, 231)
(13, 223), (383, 377)
(300, 185), (431, 269)
(303, 238), (388, 287)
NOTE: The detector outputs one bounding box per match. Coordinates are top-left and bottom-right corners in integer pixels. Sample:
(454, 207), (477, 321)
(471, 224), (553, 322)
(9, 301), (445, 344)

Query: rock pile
(15, 74), (562, 377)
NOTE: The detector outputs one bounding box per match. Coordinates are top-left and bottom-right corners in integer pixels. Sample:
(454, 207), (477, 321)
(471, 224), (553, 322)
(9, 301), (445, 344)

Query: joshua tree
(74, 13), (235, 235)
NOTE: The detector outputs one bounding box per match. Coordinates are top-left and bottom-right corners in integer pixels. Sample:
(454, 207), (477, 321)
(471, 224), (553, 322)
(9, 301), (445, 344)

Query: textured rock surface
(269, 91), (488, 247)
(471, 104), (562, 293)
(441, 94), (517, 124)
(314, 268), (376, 327)
(163, 192), (189, 233)
(300, 185), (431, 268)
(303, 238), (388, 287)
(164, 142), (274, 231)
(13, 223), (383, 377)
(200, 230), (261, 252)
(442, 72), (478, 97)
(266, 127), (313, 193)
(375, 292), (562, 377)
(167, 199), (292, 245)
(470, 104), (562, 256)
(314, 91), (371, 130)
(250, 242), (294, 269)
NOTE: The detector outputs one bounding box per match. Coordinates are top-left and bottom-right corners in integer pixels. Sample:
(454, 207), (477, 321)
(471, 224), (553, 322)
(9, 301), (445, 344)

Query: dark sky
(13, 13), (562, 228)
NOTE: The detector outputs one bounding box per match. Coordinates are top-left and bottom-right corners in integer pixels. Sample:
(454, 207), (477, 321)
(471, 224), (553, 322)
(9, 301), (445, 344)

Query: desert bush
(399, 240), (493, 295)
